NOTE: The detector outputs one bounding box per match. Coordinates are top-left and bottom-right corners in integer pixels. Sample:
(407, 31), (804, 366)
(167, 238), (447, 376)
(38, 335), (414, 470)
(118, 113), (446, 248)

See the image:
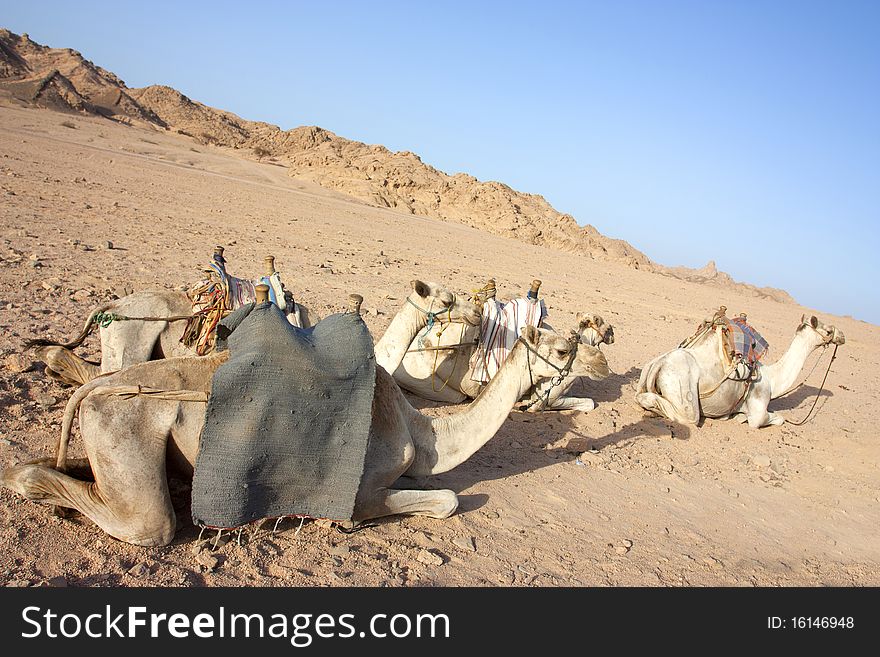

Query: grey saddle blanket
(191, 302), (376, 528)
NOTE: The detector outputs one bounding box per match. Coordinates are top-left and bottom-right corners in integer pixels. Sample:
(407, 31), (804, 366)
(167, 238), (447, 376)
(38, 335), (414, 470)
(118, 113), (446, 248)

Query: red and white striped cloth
(470, 297), (547, 383)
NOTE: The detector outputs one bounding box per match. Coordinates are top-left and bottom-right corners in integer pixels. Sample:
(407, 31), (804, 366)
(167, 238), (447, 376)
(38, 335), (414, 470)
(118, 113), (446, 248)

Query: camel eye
(555, 348), (569, 358)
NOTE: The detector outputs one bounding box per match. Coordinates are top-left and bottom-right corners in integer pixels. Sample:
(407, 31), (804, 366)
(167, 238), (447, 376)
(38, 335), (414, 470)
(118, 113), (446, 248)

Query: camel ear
(810, 315), (818, 329)
(411, 280), (430, 298)
(521, 325), (540, 346)
(576, 313), (592, 329)
(800, 314), (806, 324)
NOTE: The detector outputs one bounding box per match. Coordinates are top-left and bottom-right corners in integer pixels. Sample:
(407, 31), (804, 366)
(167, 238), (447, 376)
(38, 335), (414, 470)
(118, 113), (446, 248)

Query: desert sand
(1, 103), (878, 587)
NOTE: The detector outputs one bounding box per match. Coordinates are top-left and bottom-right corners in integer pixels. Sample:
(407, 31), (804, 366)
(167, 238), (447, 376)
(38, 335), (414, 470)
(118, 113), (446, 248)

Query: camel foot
(1, 464), (58, 503)
(768, 412), (785, 426)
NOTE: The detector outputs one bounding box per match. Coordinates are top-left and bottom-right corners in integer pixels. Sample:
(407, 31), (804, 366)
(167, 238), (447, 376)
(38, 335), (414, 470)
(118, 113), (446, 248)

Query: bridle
(517, 334), (579, 412)
(406, 294), (480, 345)
(785, 321), (841, 426)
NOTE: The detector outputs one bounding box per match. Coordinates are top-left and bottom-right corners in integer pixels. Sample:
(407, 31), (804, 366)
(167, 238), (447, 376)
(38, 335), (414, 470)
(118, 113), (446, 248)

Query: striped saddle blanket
(727, 316), (769, 366)
(470, 297), (548, 383)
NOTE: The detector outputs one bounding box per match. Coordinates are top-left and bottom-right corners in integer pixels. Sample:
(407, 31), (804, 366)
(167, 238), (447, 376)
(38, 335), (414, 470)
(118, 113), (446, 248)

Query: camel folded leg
(353, 488), (459, 522)
(1, 461), (174, 546)
(742, 386), (784, 428)
(635, 391), (699, 425)
(542, 395), (596, 412)
(35, 346), (101, 386)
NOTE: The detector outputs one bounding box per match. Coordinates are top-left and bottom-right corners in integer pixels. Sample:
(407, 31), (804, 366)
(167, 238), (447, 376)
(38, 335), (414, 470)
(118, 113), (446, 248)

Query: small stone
(34, 393), (57, 408)
(0, 438), (13, 446)
(661, 461), (674, 474)
(622, 539), (633, 549)
(615, 546), (630, 555)
(190, 540), (209, 555)
(196, 552), (219, 571)
(452, 536), (476, 552)
(102, 241), (113, 250)
(47, 576), (68, 587)
(577, 450), (607, 466)
(328, 544), (350, 557)
(416, 548), (445, 566)
(752, 454), (772, 468)
(127, 562), (150, 577)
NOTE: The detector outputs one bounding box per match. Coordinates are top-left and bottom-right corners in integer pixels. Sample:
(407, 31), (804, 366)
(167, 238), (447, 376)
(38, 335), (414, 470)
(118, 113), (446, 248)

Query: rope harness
(679, 310), (764, 412)
(404, 295), (481, 395)
(516, 335), (579, 412)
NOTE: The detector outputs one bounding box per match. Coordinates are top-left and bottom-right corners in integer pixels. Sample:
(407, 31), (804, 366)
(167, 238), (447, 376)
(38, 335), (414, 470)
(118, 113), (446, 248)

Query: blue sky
(5, 1), (879, 323)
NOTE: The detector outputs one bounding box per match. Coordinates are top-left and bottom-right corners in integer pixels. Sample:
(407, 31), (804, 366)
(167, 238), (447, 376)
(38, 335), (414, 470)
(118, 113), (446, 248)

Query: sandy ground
(1, 105), (878, 587)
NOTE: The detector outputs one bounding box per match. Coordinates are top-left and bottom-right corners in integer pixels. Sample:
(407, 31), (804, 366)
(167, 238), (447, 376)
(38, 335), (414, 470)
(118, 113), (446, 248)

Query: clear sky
(4, 1), (879, 324)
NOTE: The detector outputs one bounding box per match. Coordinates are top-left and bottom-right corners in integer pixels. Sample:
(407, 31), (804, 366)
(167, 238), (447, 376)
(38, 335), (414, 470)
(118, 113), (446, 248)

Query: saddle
(181, 253), (298, 355)
(680, 306), (769, 368)
(191, 301), (376, 529)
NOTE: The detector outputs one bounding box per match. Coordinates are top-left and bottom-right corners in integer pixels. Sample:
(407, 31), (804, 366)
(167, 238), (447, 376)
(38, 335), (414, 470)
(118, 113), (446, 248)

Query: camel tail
(25, 302), (113, 351)
(57, 379), (105, 470)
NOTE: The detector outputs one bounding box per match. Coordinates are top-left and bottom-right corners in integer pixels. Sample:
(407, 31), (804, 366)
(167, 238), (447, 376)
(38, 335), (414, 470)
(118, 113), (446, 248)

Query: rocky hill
(0, 28), (794, 303)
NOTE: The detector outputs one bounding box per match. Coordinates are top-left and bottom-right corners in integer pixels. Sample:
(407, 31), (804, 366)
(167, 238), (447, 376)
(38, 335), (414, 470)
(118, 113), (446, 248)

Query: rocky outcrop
(0, 27), (795, 303)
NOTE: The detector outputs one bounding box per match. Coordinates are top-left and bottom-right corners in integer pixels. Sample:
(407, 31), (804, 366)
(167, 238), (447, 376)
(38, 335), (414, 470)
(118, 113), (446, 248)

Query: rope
(92, 311), (191, 328)
(430, 322), (466, 394)
(785, 344), (839, 426)
(89, 385), (209, 402)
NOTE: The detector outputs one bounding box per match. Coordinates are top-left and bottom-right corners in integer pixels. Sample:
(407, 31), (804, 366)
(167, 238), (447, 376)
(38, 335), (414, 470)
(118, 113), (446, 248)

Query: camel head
(799, 314), (846, 346)
(520, 325), (611, 381)
(409, 280), (482, 326)
(575, 312), (615, 346)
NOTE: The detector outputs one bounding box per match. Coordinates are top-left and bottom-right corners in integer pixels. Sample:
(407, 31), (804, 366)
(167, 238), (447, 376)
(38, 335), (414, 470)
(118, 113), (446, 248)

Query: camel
(394, 303), (615, 412)
(27, 288), (312, 387)
(1, 299), (610, 546)
(635, 314), (845, 428)
(27, 278), (475, 388)
(520, 312), (616, 412)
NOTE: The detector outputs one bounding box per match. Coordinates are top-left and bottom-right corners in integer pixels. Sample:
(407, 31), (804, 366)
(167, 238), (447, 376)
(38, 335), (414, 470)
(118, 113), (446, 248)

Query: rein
(784, 324), (841, 426)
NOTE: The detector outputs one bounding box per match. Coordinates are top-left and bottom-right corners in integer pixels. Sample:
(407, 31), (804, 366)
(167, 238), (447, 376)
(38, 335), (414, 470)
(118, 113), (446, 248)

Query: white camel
(635, 314), (845, 428)
(1, 306), (610, 546)
(394, 306), (615, 412)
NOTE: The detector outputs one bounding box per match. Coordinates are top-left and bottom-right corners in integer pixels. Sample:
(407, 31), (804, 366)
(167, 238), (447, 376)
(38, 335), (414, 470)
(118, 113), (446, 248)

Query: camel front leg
(743, 384), (783, 428)
(524, 395), (596, 413)
(353, 488), (459, 523)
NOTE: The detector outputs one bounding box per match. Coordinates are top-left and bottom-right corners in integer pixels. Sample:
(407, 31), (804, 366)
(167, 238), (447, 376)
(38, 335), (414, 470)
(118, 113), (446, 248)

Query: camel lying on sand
(394, 296), (615, 412)
(28, 278), (476, 388)
(1, 297), (609, 546)
(635, 314), (845, 428)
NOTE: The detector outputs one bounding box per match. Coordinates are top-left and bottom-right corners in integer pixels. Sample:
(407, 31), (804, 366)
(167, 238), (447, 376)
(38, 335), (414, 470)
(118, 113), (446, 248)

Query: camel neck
(374, 296), (427, 373)
(417, 343), (530, 474)
(763, 327), (823, 399)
